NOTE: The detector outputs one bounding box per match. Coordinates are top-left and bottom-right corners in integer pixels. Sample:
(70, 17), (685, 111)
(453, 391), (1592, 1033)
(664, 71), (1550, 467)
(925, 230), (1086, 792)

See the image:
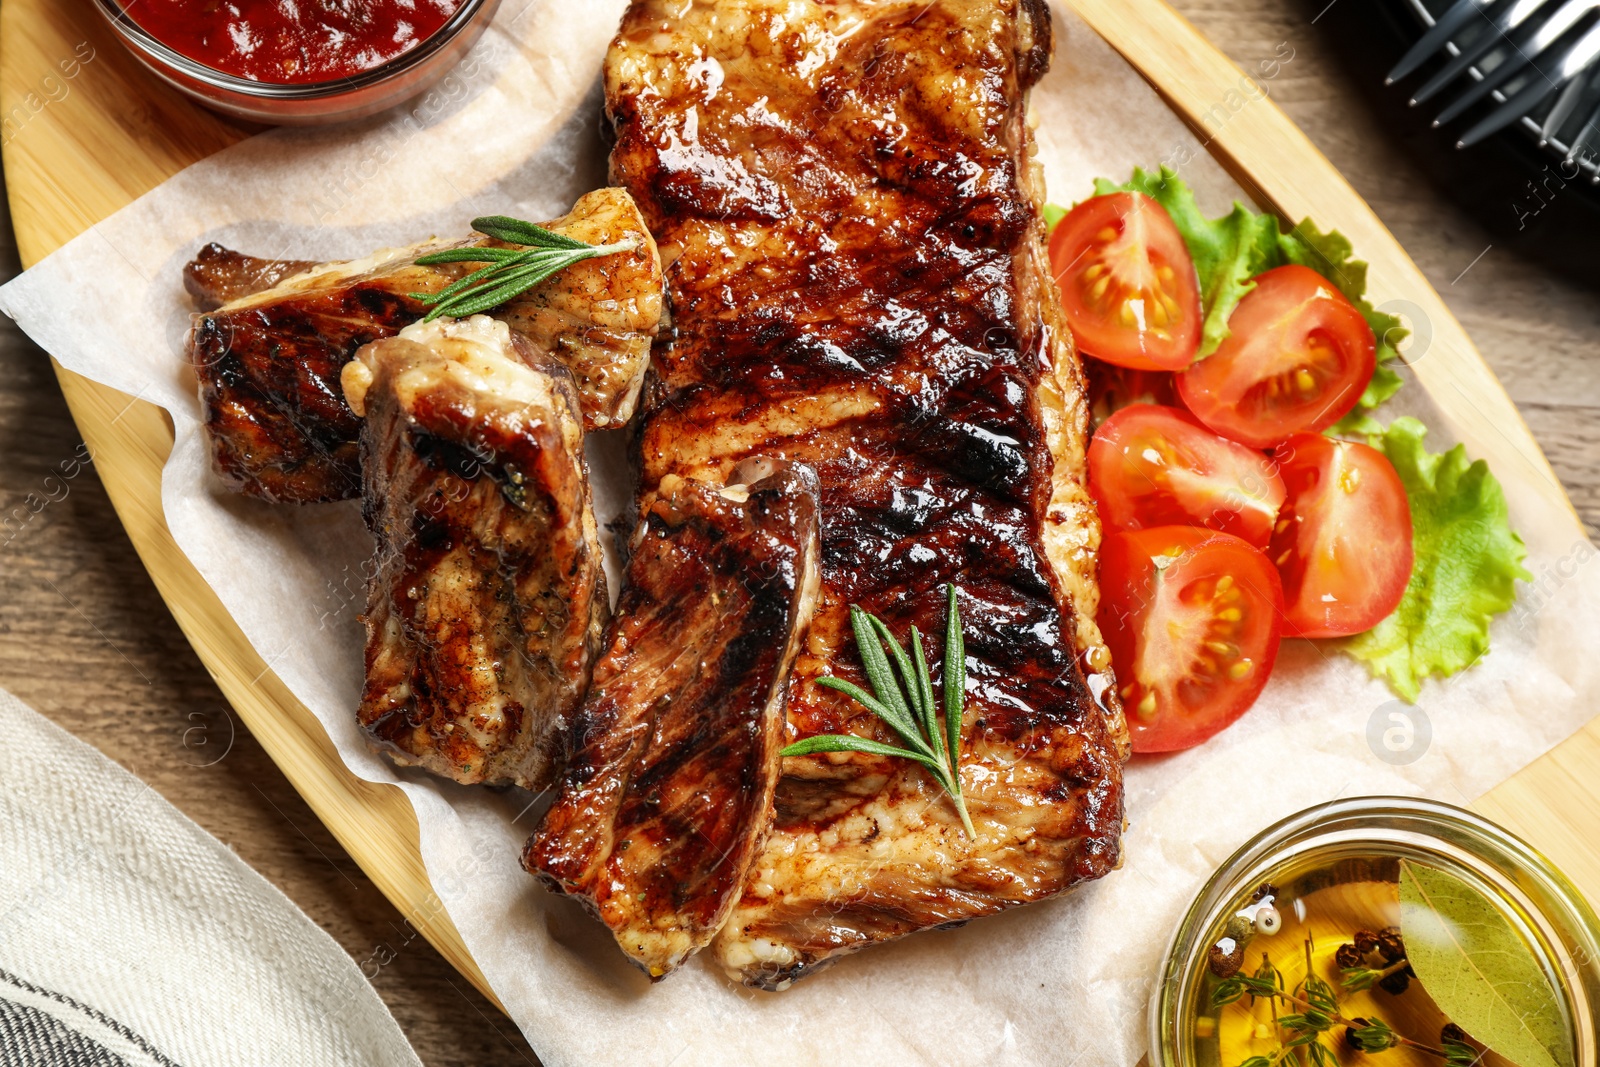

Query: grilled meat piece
(188, 188), (663, 503)
(525, 460), (821, 979)
(605, 0), (1129, 987)
(342, 316), (607, 789)
(184, 245), (315, 310)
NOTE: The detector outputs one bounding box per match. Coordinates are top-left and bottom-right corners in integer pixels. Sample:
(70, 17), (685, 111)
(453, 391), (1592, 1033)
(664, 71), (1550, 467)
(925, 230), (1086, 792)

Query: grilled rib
(188, 188), (663, 503)
(605, 0), (1129, 987)
(525, 460), (820, 978)
(342, 316), (607, 789)
(184, 245), (314, 309)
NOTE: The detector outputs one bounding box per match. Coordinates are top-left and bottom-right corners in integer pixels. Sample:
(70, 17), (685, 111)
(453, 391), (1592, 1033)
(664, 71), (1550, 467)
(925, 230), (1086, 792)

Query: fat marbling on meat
(605, 0), (1130, 987)
(342, 316), (607, 789)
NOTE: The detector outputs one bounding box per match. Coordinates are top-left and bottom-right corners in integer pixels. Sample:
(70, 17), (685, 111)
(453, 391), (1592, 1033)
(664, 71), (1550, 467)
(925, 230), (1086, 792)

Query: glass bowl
(1150, 796), (1600, 1067)
(90, 0), (502, 125)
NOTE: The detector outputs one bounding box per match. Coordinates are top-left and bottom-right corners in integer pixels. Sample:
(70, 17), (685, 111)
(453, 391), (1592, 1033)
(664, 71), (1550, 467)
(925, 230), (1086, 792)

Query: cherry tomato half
(1176, 265), (1376, 449)
(1090, 404), (1288, 548)
(1099, 526), (1284, 753)
(1050, 192), (1203, 372)
(1268, 433), (1414, 638)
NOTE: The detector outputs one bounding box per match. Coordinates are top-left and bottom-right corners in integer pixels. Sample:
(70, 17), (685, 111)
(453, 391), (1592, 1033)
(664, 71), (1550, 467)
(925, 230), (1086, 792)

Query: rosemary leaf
(850, 606), (914, 725)
(412, 246), (530, 265)
(428, 260), (576, 320)
(410, 215), (635, 322)
(868, 614), (926, 724)
(409, 251), (546, 307)
(470, 214), (590, 250)
(779, 734), (946, 775)
(814, 677), (923, 752)
(781, 590), (976, 839)
(1212, 977), (1246, 1008)
(942, 583), (966, 790)
(909, 626), (943, 766)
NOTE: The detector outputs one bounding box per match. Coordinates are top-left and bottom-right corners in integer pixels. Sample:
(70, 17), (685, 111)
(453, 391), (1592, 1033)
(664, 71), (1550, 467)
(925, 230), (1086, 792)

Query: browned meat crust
(525, 460), (821, 978)
(186, 188), (663, 503)
(604, 0), (1128, 987)
(343, 317), (608, 789)
(183, 245), (315, 310)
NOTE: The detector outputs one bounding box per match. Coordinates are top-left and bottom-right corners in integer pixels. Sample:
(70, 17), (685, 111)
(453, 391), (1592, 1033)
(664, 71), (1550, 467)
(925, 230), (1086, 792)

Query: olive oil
(1180, 849), (1572, 1067)
(1153, 801), (1600, 1067)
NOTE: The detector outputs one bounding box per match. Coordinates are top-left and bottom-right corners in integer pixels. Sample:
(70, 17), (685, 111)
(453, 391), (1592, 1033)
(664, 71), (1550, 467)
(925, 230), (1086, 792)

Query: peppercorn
(1249, 882), (1278, 903)
(1378, 969), (1411, 996)
(1353, 929), (1380, 954)
(1224, 914), (1255, 944)
(1376, 927), (1406, 963)
(1343, 1020), (1372, 1052)
(1208, 941), (1244, 979)
(1334, 943), (1364, 969)
(1442, 1023), (1468, 1044)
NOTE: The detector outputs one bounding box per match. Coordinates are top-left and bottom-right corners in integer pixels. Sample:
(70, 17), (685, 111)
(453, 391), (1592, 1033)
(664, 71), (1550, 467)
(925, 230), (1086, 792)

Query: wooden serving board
(5, 0), (1598, 1017)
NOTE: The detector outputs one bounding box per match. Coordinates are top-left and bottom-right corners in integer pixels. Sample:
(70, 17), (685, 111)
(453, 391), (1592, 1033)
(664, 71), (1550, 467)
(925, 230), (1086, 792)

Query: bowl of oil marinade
(1151, 796), (1600, 1067)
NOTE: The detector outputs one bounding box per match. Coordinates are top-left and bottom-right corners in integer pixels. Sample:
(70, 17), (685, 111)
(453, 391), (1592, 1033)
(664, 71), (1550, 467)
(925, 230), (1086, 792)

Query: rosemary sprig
(781, 584), (975, 839)
(409, 214), (636, 323)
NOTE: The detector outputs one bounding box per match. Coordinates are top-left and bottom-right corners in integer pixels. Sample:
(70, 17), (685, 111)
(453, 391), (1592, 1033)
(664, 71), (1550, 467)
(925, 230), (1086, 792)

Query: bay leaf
(1398, 860), (1573, 1067)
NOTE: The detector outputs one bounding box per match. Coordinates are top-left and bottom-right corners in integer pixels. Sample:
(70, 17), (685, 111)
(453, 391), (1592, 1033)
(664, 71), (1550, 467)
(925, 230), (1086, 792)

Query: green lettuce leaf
(1054, 169), (1526, 699)
(1083, 167), (1405, 412)
(1342, 418), (1530, 701)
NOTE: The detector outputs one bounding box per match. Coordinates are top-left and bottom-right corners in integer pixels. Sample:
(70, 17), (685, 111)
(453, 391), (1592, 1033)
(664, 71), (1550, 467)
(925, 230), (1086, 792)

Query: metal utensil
(1455, 16), (1600, 145)
(1389, 0), (1600, 162)
(1394, 0), (1557, 97)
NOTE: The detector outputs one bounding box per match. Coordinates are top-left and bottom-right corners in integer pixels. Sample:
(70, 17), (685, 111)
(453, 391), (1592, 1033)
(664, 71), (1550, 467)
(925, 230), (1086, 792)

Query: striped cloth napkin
(0, 689), (422, 1067)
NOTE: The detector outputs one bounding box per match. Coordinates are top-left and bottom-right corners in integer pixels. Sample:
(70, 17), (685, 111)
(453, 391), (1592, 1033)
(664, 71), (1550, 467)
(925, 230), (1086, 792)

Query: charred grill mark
(352, 321), (607, 789)
(186, 189), (663, 503)
(605, 0), (1126, 986)
(526, 465), (821, 978)
(406, 427), (536, 513)
(190, 283), (422, 502)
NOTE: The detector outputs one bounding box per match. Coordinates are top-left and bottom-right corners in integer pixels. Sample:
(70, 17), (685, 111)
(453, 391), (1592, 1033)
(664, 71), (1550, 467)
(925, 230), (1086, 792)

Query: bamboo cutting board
(4, 0), (1597, 1017)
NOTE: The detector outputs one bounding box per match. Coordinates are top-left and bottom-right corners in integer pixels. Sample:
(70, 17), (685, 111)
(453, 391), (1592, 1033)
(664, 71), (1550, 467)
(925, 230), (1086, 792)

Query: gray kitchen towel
(0, 689), (424, 1066)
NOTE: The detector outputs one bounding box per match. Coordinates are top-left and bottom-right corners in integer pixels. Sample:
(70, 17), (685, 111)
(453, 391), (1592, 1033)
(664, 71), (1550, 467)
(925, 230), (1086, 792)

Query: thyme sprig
(1212, 939), (1472, 1065)
(1341, 957), (1412, 993)
(410, 215), (636, 323)
(780, 584), (974, 839)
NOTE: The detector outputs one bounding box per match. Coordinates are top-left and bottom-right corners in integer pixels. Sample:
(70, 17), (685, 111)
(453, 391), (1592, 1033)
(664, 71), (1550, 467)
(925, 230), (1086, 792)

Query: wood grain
(0, 1), (535, 1062)
(0, 0), (1595, 1064)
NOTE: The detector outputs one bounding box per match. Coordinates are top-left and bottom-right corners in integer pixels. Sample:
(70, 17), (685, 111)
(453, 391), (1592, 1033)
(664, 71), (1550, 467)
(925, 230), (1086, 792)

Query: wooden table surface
(1, 1), (1595, 1065)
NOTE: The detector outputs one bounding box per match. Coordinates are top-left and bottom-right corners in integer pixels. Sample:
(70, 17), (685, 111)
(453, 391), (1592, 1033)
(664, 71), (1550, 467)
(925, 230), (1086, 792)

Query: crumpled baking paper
(3, 3), (1598, 1064)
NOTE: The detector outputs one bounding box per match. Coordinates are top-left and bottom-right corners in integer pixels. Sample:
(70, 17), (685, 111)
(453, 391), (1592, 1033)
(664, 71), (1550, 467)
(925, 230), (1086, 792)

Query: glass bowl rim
(1148, 794), (1600, 1067)
(89, 0), (496, 100)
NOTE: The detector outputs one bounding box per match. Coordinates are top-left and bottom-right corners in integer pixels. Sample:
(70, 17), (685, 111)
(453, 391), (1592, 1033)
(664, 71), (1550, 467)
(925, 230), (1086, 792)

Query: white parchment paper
(4, 4), (1599, 1064)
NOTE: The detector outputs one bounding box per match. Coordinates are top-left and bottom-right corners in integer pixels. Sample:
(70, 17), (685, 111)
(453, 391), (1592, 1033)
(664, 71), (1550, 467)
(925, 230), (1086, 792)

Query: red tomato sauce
(125, 0), (465, 84)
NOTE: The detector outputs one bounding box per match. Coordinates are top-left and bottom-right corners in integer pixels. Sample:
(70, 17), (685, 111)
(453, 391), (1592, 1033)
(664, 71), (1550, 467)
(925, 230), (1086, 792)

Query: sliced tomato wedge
(1269, 433), (1414, 638)
(1099, 527), (1284, 753)
(1050, 192), (1202, 371)
(1176, 265), (1376, 449)
(1090, 404), (1287, 548)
